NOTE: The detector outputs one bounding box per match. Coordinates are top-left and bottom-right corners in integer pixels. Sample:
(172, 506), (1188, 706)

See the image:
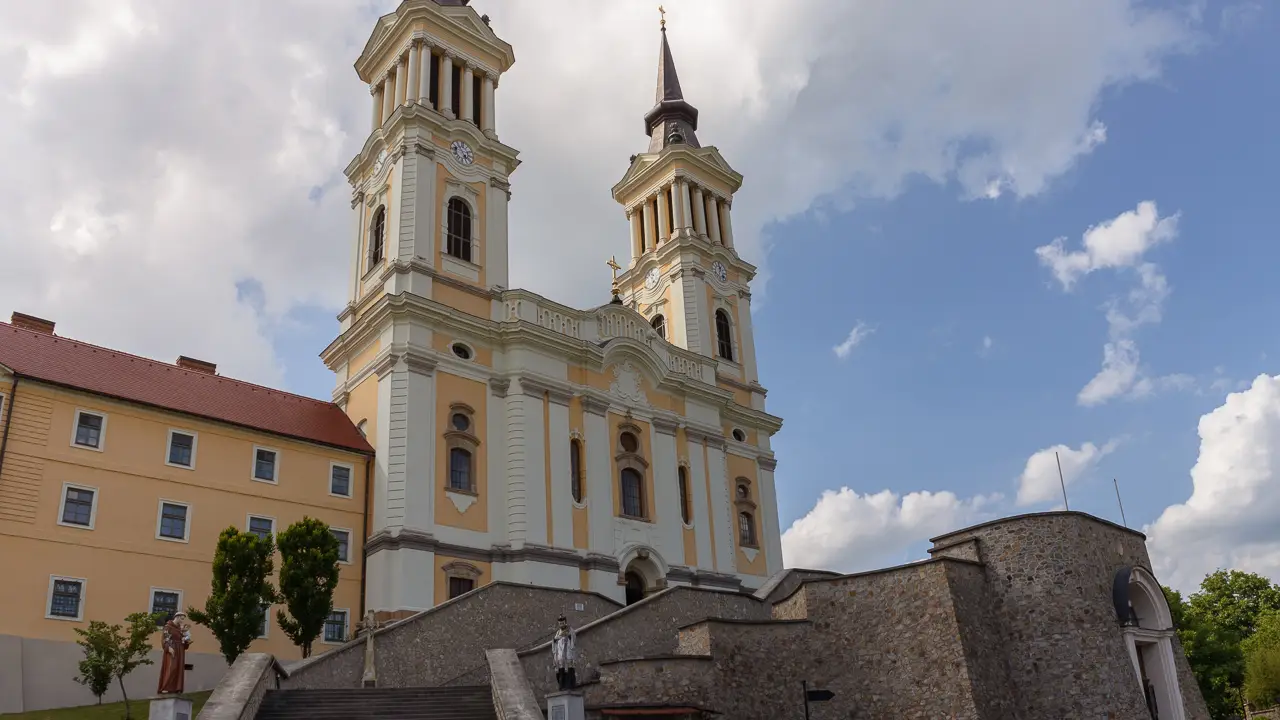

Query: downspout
(359, 456), (372, 621)
(0, 376), (19, 477)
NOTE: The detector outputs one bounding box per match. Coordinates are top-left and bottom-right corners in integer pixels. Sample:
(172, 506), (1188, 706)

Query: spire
(643, 16), (700, 153)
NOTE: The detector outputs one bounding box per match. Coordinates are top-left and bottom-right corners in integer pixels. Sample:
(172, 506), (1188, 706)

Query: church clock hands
(644, 267), (660, 290)
(451, 140), (474, 165)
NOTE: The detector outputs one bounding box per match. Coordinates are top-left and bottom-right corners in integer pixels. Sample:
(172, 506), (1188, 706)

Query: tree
(1244, 610), (1280, 710)
(1189, 570), (1280, 641)
(72, 612), (161, 718)
(189, 526), (277, 664)
(275, 516), (341, 658)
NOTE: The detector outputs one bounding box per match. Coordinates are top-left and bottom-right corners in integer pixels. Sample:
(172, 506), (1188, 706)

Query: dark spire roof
(644, 27), (700, 153)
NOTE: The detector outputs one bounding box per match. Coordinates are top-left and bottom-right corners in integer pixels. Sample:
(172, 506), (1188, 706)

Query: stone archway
(1114, 566), (1185, 720)
(618, 545), (667, 606)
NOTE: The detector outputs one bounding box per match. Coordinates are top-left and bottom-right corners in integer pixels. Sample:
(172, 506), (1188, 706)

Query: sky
(0, 0), (1276, 594)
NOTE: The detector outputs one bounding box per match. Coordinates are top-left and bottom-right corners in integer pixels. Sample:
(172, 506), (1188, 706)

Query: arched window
(715, 309), (734, 361)
(449, 448), (472, 492)
(447, 198), (473, 262)
(621, 468), (644, 518)
(570, 438), (584, 503)
(678, 466), (691, 525)
(651, 314), (666, 340)
(620, 431), (639, 454)
(370, 206), (386, 266)
(739, 511), (757, 547)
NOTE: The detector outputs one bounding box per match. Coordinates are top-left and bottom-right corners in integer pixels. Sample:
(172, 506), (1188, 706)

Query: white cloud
(833, 321), (874, 359)
(1036, 202), (1186, 406)
(1147, 374), (1280, 593)
(0, 1), (1199, 389)
(1016, 439), (1119, 506)
(782, 487), (1001, 573)
(979, 335), (994, 357)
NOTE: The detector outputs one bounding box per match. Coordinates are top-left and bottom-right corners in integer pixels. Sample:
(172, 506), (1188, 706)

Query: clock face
(644, 267), (660, 290)
(372, 149), (388, 175)
(451, 140), (474, 165)
(710, 261), (727, 283)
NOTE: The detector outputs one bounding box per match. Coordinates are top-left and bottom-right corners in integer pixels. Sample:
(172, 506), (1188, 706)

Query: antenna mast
(1054, 451), (1070, 511)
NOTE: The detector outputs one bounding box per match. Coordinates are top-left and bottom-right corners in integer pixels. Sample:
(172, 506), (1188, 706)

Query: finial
(659, 5), (666, 30)
(607, 256), (623, 303)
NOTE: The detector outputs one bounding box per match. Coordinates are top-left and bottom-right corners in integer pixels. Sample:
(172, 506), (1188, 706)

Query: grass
(1, 692), (211, 719)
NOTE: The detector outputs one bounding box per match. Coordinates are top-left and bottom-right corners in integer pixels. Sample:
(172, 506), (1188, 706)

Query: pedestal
(149, 697), (193, 720)
(546, 690), (585, 720)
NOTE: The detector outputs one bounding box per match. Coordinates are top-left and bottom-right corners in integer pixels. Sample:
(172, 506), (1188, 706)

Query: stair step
(255, 686), (497, 720)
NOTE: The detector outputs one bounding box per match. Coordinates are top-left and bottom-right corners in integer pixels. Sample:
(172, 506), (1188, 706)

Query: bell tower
(612, 19), (761, 388)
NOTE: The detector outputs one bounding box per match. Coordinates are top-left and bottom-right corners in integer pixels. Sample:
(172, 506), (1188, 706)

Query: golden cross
(658, 5), (666, 29)
(606, 256), (622, 281)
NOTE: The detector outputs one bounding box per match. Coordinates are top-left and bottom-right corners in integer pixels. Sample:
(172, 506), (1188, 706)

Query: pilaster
(757, 456), (782, 577)
(650, 418), (683, 564)
(519, 381), (549, 546)
(582, 396), (613, 554)
(547, 390), (573, 549)
(486, 178), (510, 289)
(487, 378), (510, 546)
(686, 433), (713, 572)
(704, 437), (734, 573)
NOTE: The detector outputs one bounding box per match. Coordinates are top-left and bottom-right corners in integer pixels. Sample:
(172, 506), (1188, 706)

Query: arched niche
(1113, 566), (1185, 720)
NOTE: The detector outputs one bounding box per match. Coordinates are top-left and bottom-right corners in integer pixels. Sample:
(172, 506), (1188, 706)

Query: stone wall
(281, 583), (619, 690)
(929, 511), (1211, 720)
(943, 559), (1017, 719)
(516, 585), (766, 700)
(590, 656), (718, 711)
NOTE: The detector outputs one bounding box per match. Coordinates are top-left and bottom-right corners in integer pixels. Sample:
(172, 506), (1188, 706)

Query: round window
(451, 343), (472, 360)
(451, 413), (470, 432)
(620, 432), (639, 453)
(732, 428), (746, 442)
(737, 484), (749, 499)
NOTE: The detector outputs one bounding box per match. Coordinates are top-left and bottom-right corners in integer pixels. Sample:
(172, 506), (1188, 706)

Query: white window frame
(165, 429), (199, 470)
(251, 445), (280, 484)
(148, 587), (183, 621)
(322, 608), (350, 645)
(330, 527), (353, 564)
(155, 499), (192, 543)
(329, 461), (355, 499)
(46, 574), (87, 621)
(70, 409), (108, 452)
(439, 188), (483, 281)
(246, 514), (276, 541)
(257, 602), (271, 639)
(56, 482), (99, 530)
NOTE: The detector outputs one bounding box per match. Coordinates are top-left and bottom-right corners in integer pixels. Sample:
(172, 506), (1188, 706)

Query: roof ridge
(0, 321), (337, 408)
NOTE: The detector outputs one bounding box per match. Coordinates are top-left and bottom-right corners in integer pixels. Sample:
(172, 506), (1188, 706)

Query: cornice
(652, 415), (680, 436)
(355, 2), (513, 82)
(365, 530), (622, 574)
(344, 106), (521, 183)
(579, 391), (610, 416)
(517, 374), (574, 405)
(757, 456), (778, 472)
(488, 377), (511, 398)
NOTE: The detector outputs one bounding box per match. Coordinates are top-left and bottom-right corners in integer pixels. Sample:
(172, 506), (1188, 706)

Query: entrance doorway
(624, 571), (646, 605)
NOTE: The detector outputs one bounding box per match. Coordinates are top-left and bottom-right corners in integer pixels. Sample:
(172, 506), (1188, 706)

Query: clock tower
(612, 21), (763, 396)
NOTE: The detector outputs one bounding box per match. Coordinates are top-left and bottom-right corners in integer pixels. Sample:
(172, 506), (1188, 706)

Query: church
(323, 0), (783, 616)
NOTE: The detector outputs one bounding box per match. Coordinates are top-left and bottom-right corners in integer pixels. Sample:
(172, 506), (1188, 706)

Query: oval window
(620, 432), (639, 453)
(451, 413), (470, 432)
(451, 343), (472, 360)
(732, 428), (746, 442)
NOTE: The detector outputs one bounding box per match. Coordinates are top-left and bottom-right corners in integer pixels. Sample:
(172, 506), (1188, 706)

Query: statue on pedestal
(551, 614), (577, 690)
(157, 611), (192, 695)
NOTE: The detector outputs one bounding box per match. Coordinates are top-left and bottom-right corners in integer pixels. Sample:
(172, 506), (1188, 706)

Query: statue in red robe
(157, 611), (192, 695)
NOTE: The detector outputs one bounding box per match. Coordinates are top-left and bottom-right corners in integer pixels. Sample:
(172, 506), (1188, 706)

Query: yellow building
(322, 0), (784, 617)
(0, 313), (373, 713)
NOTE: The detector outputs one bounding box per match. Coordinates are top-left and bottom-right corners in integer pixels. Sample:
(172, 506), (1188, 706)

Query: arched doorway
(1114, 567), (1185, 720)
(624, 571), (646, 606)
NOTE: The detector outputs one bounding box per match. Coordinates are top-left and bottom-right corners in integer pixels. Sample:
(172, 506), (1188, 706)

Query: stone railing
(500, 290), (714, 384)
(196, 653), (281, 720)
(487, 649), (543, 720)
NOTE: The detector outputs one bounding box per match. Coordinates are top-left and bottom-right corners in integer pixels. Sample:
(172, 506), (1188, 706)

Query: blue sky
(2, 0), (1276, 592)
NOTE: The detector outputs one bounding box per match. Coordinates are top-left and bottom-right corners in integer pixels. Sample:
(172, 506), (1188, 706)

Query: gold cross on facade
(659, 5), (666, 29)
(606, 256), (622, 281)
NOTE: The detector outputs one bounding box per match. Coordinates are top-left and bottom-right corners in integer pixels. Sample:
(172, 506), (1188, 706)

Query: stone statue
(551, 614), (577, 690)
(157, 611), (192, 695)
(359, 610), (381, 688)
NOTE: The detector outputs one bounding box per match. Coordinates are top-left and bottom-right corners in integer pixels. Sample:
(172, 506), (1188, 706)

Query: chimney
(11, 312), (56, 335)
(176, 356), (217, 375)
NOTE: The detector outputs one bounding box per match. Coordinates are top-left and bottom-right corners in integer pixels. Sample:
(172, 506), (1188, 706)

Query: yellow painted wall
(0, 382), (369, 659)
(726, 453), (766, 576)
(433, 372), (488, 532)
(434, 284), (490, 320)
(431, 333), (493, 367)
(431, 553), (491, 606)
(348, 339), (382, 379)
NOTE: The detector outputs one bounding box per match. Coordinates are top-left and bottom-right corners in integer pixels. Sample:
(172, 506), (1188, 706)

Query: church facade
(323, 0), (783, 616)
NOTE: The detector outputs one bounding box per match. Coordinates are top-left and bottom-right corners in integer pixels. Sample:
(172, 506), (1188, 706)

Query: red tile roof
(0, 322), (373, 454)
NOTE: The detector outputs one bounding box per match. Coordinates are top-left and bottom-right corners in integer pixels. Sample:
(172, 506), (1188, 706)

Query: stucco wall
(281, 583), (619, 690)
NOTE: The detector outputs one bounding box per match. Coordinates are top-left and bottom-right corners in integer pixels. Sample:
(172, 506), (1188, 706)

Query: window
(449, 448), (473, 492)
(257, 603), (271, 638)
(621, 468), (644, 518)
(620, 432), (639, 454)
(331, 528), (351, 563)
(323, 610), (349, 644)
(731, 428), (747, 443)
(369, 206), (386, 266)
(330, 463), (353, 498)
(651, 314), (666, 340)
(247, 515), (275, 541)
(72, 410), (105, 450)
(157, 501), (190, 542)
(449, 576), (475, 599)
(47, 576), (85, 620)
(150, 589), (181, 624)
(451, 342), (472, 360)
(570, 438), (584, 504)
(737, 483), (750, 500)
(446, 198), (473, 262)
(451, 412), (470, 432)
(166, 430), (197, 469)
(253, 447), (278, 483)
(739, 511), (757, 547)
(715, 309), (734, 361)
(58, 484), (97, 529)
(678, 466), (691, 525)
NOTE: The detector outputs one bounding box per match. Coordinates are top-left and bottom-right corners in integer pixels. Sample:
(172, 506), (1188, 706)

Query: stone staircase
(254, 686), (497, 720)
